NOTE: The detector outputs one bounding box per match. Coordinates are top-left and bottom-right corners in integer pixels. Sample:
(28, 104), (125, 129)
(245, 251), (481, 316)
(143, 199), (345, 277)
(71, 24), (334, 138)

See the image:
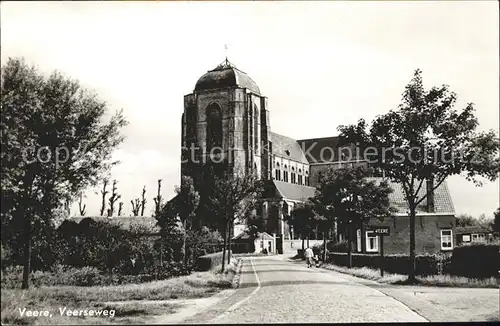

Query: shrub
(327, 252), (452, 276)
(450, 242), (500, 278)
(195, 251), (229, 271)
(327, 240), (351, 253)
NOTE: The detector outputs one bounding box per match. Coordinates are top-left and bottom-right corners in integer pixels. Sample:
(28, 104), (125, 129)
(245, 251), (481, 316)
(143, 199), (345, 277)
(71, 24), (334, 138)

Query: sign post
(371, 227), (390, 277)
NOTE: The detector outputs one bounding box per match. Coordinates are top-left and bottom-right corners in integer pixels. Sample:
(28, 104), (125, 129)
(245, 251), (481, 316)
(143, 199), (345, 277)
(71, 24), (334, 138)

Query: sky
(2, 1), (499, 218)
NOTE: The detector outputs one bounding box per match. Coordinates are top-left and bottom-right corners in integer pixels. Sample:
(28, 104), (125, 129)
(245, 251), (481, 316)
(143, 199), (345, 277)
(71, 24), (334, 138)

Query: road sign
(371, 226), (390, 236)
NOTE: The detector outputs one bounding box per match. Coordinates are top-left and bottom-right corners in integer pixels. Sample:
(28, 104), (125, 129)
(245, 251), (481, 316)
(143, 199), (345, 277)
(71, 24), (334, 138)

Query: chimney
(426, 176), (435, 213)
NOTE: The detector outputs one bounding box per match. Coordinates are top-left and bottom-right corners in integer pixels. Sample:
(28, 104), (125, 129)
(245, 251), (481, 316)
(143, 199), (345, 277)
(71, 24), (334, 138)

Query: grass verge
(322, 263), (499, 288)
(1, 259), (240, 325)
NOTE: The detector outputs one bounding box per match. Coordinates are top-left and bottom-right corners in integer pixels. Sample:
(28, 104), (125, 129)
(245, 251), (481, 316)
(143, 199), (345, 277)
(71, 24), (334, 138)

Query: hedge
(327, 252), (452, 276)
(450, 243), (500, 278)
(195, 251), (231, 271)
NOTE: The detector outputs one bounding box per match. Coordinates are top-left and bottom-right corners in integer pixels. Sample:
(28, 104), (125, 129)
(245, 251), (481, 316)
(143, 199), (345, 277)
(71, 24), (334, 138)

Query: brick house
(354, 180), (456, 255)
(454, 225), (495, 246)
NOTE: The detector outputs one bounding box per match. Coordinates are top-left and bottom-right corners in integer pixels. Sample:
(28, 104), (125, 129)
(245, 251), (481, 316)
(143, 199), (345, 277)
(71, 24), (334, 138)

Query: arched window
(206, 103), (222, 152)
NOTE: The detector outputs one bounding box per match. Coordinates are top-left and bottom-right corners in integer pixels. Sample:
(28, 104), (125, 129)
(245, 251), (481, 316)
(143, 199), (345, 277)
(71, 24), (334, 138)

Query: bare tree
(107, 179), (121, 216)
(131, 198), (141, 216)
(78, 193), (87, 216)
(100, 179), (109, 216)
(141, 186), (147, 216)
(118, 202), (124, 216)
(153, 179), (163, 217)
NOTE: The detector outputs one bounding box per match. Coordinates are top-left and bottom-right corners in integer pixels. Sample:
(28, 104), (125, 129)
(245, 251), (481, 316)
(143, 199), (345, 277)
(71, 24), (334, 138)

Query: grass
(1, 259), (240, 325)
(322, 263), (499, 288)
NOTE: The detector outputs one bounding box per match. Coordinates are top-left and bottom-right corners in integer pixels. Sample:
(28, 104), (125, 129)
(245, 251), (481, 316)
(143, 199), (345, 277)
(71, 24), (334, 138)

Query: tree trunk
(182, 220), (187, 268)
(323, 231), (327, 262)
(227, 220), (232, 265)
(221, 222), (227, 273)
(307, 237), (310, 247)
(22, 214), (31, 289)
(408, 205), (417, 283)
(347, 221), (352, 268)
(301, 238), (305, 251)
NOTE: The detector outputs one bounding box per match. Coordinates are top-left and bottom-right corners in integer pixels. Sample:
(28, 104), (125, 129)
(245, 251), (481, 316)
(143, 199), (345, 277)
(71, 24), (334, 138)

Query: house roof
(269, 132), (309, 164)
(366, 178), (455, 215)
(455, 225), (493, 235)
(272, 180), (316, 202)
(232, 230), (274, 241)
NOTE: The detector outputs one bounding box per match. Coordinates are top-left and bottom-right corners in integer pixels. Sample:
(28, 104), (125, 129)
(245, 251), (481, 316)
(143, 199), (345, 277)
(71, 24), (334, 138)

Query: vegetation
(338, 69), (500, 283)
(1, 58), (128, 289)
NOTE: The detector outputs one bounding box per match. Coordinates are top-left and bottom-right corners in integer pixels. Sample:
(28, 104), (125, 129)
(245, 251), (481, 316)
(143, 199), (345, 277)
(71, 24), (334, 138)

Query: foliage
(338, 69), (500, 281)
(205, 167), (264, 272)
(195, 251), (226, 271)
(285, 202), (317, 241)
(1, 57), (128, 288)
(327, 252), (452, 277)
(450, 242), (500, 278)
(493, 208), (500, 233)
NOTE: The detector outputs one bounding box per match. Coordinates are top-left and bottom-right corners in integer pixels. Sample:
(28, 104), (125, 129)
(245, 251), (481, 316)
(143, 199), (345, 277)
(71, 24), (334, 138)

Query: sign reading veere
(372, 227), (390, 236)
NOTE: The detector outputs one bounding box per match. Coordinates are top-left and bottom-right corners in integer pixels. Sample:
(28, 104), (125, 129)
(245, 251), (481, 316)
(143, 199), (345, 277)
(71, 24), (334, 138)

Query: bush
(450, 243), (500, 278)
(327, 252), (452, 276)
(195, 251), (230, 271)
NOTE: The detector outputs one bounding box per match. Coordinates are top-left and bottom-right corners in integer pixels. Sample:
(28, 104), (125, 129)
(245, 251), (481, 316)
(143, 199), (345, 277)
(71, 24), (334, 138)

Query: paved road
(183, 256), (428, 323)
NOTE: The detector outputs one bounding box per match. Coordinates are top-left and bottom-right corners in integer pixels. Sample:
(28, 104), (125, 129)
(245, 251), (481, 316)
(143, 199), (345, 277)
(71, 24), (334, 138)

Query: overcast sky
(2, 1), (499, 218)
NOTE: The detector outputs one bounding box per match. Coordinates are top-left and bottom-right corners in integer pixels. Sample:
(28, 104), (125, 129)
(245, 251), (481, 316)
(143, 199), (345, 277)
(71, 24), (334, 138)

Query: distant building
(454, 225), (494, 246)
(176, 59), (456, 254)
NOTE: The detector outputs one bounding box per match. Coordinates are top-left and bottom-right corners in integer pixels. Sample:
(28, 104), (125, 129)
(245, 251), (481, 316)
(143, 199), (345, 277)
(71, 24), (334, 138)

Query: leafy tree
(338, 69), (500, 283)
(455, 214), (477, 227)
(206, 168), (263, 272)
(285, 202), (317, 252)
(493, 208), (500, 233)
(154, 201), (183, 266)
(311, 166), (394, 265)
(171, 176), (200, 267)
(1, 58), (128, 288)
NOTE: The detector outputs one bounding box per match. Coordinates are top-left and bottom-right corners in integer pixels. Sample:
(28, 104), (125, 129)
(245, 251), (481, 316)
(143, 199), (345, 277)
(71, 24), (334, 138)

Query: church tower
(181, 59), (271, 191)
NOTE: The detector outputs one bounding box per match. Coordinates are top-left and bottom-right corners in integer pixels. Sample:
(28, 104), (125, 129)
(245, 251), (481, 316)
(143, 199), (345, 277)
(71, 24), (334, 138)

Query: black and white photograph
(1, 1), (499, 324)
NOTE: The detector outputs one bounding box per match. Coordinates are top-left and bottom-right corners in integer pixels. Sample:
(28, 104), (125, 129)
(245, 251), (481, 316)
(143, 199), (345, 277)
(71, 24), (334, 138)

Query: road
(182, 256), (434, 323)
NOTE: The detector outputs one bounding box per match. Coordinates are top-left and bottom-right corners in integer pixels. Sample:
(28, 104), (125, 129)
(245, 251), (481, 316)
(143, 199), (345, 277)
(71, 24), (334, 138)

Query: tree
(338, 69), (500, 283)
(311, 166), (394, 265)
(118, 202), (124, 216)
(131, 198), (141, 216)
(206, 168), (263, 273)
(455, 214), (476, 227)
(100, 179), (109, 216)
(141, 186), (147, 216)
(1, 58), (128, 288)
(107, 179), (121, 216)
(78, 193), (87, 216)
(154, 200), (183, 267)
(285, 202), (317, 252)
(153, 179), (163, 217)
(493, 208), (500, 233)
(172, 176), (200, 268)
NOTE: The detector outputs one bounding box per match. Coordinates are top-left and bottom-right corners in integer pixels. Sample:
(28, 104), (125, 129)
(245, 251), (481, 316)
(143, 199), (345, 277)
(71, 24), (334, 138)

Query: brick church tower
(181, 59), (271, 190)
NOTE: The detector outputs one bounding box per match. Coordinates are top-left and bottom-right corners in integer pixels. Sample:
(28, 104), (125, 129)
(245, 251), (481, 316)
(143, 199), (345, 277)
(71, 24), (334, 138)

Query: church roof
(269, 132), (309, 164)
(194, 59), (260, 94)
(272, 180), (316, 202)
(297, 136), (341, 164)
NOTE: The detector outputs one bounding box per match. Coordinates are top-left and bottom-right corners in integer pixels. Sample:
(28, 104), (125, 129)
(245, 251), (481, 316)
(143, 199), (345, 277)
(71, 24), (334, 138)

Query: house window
(471, 234), (485, 242)
(365, 231), (378, 252)
(462, 234), (471, 242)
(440, 229), (453, 250)
(356, 229), (362, 252)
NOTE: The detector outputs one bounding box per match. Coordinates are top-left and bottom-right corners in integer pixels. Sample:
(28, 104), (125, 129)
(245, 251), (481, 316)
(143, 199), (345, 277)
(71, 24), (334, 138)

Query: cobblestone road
(183, 256), (428, 323)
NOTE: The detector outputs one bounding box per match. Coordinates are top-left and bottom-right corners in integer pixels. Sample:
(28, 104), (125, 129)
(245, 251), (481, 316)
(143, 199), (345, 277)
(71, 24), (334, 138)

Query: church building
(179, 59), (456, 255)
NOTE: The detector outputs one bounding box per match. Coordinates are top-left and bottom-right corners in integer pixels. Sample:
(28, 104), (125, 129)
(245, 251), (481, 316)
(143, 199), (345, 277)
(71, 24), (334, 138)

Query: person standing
(304, 247), (314, 268)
